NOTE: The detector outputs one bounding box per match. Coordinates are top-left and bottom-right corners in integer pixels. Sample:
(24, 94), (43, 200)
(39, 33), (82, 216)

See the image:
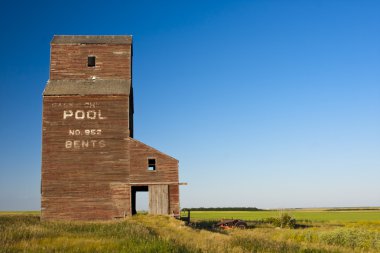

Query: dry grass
(1, 213), (379, 252)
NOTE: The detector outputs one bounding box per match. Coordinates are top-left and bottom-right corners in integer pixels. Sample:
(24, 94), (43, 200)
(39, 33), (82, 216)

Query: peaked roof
(129, 138), (179, 162)
(51, 35), (132, 45)
(43, 79), (131, 96)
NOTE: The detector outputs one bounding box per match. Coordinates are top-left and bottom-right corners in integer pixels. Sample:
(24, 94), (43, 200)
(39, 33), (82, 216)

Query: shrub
(265, 213), (297, 228)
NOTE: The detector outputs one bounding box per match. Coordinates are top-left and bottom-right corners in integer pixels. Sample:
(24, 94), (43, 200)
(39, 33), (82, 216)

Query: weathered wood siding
(41, 95), (131, 220)
(149, 185), (169, 215)
(129, 138), (180, 215)
(129, 138), (179, 183)
(42, 35), (180, 220)
(169, 184), (180, 215)
(50, 44), (132, 80)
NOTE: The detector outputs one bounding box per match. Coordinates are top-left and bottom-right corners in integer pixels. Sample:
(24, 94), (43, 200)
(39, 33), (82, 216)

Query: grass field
(1, 210), (379, 252)
(190, 209), (380, 222)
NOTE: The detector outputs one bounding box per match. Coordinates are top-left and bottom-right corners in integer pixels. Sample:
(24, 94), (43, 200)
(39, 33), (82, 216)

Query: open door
(149, 185), (169, 215)
(131, 186), (148, 215)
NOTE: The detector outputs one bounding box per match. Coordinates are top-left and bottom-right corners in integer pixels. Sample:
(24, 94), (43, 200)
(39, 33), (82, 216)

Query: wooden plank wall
(110, 182), (131, 217)
(129, 138), (180, 215)
(50, 44), (132, 80)
(41, 95), (130, 220)
(129, 138), (179, 183)
(42, 38), (180, 220)
(169, 185), (180, 216)
(149, 185), (169, 215)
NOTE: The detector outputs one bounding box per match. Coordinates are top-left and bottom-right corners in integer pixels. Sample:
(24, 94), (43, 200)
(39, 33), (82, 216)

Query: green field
(1, 210), (380, 253)
(190, 209), (380, 222)
(0, 211), (40, 216)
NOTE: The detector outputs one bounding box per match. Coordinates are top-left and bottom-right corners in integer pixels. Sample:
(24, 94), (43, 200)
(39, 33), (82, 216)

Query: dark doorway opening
(131, 186), (148, 215)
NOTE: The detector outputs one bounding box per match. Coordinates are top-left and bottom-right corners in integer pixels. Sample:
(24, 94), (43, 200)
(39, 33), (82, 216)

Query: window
(88, 56), (96, 67)
(148, 159), (156, 171)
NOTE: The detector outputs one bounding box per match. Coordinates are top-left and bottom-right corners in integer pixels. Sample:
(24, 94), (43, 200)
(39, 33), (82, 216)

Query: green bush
(265, 213), (297, 228)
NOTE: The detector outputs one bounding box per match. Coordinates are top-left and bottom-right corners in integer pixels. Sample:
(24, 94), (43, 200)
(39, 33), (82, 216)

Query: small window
(148, 159), (156, 171)
(88, 56), (96, 67)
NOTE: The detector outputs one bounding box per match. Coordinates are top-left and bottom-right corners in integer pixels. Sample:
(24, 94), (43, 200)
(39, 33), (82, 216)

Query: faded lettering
(84, 129), (102, 135)
(75, 110), (85, 119)
(63, 110), (73, 119)
(63, 110), (107, 120)
(63, 104), (107, 150)
(52, 103), (73, 108)
(84, 102), (98, 108)
(65, 140), (72, 148)
(87, 110), (96, 119)
(65, 140), (106, 149)
(99, 140), (106, 148)
(68, 129), (81, 136)
(69, 129), (102, 136)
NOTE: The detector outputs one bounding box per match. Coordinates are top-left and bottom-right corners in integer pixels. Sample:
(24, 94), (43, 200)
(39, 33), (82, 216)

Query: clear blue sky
(0, 0), (379, 210)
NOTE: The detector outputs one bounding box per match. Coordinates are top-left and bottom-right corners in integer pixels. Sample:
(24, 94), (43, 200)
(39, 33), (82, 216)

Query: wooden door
(149, 185), (169, 215)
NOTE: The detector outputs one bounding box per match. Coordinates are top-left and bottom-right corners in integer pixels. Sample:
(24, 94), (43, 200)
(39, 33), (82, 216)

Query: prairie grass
(190, 210), (380, 222)
(0, 215), (189, 253)
(1, 212), (380, 252)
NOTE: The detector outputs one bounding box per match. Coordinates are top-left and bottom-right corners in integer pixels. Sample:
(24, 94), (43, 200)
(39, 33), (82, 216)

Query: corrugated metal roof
(43, 79), (131, 95)
(51, 35), (132, 45)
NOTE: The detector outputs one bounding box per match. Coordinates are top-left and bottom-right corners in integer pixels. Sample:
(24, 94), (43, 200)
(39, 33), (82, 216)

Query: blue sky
(0, 0), (379, 210)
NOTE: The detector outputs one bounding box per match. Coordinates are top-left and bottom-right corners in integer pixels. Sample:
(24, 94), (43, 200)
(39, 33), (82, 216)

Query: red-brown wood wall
(41, 36), (180, 220)
(41, 96), (131, 220)
(50, 44), (132, 80)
